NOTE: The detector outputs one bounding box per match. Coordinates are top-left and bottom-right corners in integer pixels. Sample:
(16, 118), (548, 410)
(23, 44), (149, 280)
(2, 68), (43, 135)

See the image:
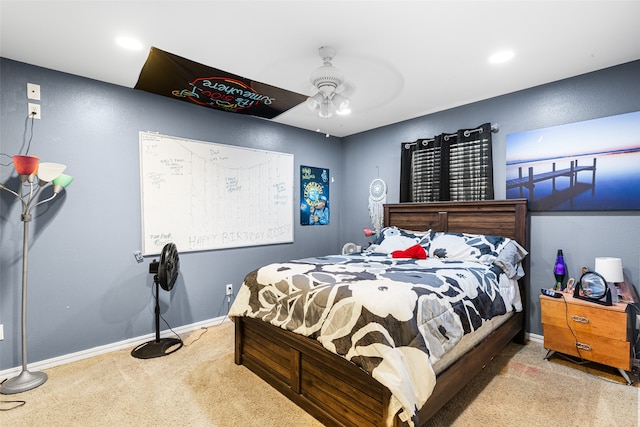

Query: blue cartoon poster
(300, 166), (329, 225)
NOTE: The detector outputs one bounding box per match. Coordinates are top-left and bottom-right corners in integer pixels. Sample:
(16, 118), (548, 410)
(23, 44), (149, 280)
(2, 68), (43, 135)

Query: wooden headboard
(384, 199), (528, 249)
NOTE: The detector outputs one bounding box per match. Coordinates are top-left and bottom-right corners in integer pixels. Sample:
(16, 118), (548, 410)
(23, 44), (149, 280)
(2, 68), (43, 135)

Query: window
(400, 123), (494, 202)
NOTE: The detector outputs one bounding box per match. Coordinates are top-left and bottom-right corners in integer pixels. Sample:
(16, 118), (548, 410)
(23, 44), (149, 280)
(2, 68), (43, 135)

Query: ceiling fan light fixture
(310, 65), (344, 94)
(318, 98), (333, 118)
(308, 46), (350, 118)
(306, 92), (324, 110)
(332, 93), (350, 114)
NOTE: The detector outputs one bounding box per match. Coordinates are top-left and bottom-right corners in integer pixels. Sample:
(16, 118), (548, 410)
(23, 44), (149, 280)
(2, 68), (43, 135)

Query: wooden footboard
(235, 316), (392, 427)
(234, 199), (528, 426)
(235, 311), (523, 426)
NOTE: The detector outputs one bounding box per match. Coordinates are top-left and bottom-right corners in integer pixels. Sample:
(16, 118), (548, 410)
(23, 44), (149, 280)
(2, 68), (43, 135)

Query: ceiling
(2, 1), (639, 137)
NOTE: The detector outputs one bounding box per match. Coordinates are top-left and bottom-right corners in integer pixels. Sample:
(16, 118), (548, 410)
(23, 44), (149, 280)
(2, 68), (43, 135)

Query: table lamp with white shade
(594, 257), (624, 303)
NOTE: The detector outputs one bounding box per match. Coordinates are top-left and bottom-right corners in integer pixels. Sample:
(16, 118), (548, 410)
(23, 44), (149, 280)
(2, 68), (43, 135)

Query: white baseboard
(527, 332), (543, 344)
(1, 320), (544, 380)
(0, 316), (230, 380)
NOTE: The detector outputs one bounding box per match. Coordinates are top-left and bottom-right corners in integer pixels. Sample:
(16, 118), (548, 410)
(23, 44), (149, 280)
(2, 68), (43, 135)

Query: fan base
(131, 337), (183, 359)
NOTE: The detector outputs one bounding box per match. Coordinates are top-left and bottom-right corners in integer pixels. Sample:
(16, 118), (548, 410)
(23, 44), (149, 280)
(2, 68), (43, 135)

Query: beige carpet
(425, 341), (639, 427)
(1, 321), (638, 426)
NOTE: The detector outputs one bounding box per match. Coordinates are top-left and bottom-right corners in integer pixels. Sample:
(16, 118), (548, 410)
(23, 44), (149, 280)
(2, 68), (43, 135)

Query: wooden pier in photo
(507, 158), (597, 200)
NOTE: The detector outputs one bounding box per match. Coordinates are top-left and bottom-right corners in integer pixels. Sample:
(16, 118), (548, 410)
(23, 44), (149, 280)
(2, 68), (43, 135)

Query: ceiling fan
(306, 46), (351, 118)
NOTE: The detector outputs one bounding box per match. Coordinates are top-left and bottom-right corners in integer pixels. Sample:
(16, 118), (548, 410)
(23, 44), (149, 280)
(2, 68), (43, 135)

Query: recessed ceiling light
(488, 50), (514, 64)
(116, 36), (143, 51)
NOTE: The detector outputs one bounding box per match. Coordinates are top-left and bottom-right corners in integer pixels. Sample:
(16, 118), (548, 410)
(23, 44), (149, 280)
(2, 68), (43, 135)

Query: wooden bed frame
(234, 199), (528, 427)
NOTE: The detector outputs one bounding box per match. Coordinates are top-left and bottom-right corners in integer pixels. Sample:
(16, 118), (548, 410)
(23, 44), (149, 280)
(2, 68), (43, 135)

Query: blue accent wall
(1, 57), (639, 370)
(341, 60), (640, 336)
(0, 58), (343, 369)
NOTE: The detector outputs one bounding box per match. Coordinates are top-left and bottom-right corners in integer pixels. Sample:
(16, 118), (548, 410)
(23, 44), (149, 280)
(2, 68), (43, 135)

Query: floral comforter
(229, 252), (520, 426)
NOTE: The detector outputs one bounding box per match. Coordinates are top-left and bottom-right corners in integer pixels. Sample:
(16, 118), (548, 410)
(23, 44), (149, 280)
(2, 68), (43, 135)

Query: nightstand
(540, 292), (632, 384)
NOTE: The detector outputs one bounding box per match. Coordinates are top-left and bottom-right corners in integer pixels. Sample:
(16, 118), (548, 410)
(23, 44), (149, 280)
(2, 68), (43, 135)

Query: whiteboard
(139, 131), (294, 255)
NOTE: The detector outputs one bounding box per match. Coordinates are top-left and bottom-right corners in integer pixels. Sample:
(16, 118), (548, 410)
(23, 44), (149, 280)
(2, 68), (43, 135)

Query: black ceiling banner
(134, 47), (307, 119)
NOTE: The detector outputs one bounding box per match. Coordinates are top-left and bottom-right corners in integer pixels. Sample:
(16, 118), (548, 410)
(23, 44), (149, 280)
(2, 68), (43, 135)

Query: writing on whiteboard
(139, 131), (294, 255)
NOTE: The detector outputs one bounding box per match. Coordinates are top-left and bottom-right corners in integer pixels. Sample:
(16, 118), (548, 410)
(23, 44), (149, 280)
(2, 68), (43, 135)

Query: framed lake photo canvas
(506, 111), (640, 211)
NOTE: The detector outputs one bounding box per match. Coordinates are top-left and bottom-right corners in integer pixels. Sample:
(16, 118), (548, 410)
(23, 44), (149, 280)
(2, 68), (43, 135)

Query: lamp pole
(0, 158), (72, 394)
(0, 211), (49, 394)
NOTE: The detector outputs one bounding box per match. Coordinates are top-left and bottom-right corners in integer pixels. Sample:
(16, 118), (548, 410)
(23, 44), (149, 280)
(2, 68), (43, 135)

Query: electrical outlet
(28, 103), (41, 119)
(0, 324), (4, 340)
(27, 83), (41, 100)
(134, 250), (143, 263)
(226, 284), (233, 296)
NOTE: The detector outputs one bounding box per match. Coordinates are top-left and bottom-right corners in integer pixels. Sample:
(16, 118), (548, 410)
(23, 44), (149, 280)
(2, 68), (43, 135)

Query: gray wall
(0, 58), (343, 369)
(341, 60), (640, 335)
(1, 57), (639, 370)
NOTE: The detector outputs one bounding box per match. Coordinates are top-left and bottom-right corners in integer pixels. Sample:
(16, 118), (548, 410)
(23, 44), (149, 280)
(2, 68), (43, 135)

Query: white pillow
(428, 232), (512, 263)
(366, 226), (433, 254)
(376, 235), (422, 254)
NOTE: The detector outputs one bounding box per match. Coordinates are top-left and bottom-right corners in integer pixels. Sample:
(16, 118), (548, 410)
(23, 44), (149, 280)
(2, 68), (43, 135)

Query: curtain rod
(403, 123), (499, 148)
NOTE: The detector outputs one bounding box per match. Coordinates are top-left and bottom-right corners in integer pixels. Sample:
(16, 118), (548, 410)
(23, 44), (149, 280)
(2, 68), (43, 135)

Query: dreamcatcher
(368, 177), (387, 237)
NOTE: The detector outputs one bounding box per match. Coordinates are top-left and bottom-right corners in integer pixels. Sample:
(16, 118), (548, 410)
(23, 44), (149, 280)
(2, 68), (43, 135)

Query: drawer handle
(571, 315), (589, 324)
(575, 342), (592, 351)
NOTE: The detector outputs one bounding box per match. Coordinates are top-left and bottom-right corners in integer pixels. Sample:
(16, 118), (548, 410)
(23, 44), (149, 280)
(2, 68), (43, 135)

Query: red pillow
(392, 244), (427, 259)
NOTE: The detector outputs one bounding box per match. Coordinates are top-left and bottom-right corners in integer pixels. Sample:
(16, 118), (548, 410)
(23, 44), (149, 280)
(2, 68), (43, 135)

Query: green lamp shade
(13, 155), (39, 175)
(53, 174), (74, 187)
(37, 162), (67, 183)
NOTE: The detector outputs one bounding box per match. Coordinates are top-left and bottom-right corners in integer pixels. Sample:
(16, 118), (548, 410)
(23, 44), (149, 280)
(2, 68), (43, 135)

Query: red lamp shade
(13, 155), (40, 175)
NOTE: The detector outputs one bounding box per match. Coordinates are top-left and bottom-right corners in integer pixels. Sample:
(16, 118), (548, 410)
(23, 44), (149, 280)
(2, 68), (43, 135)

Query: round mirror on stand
(573, 271), (612, 306)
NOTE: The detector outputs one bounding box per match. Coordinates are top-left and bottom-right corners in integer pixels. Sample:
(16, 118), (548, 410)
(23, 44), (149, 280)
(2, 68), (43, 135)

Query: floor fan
(131, 242), (183, 359)
(342, 242), (359, 255)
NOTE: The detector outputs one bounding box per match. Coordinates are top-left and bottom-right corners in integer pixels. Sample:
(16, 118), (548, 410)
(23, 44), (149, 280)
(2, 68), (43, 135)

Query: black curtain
(400, 123), (494, 202)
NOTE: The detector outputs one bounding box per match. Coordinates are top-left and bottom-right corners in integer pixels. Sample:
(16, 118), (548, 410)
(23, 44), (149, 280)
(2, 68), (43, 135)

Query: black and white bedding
(229, 228), (527, 426)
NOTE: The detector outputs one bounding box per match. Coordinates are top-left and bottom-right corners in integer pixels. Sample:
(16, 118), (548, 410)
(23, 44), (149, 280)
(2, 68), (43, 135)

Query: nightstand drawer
(540, 297), (628, 341)
(542, 324), (631, 370)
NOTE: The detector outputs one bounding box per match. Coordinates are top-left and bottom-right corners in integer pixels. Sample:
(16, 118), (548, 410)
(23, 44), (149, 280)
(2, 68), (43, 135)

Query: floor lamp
(0, 155), (73, 395)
